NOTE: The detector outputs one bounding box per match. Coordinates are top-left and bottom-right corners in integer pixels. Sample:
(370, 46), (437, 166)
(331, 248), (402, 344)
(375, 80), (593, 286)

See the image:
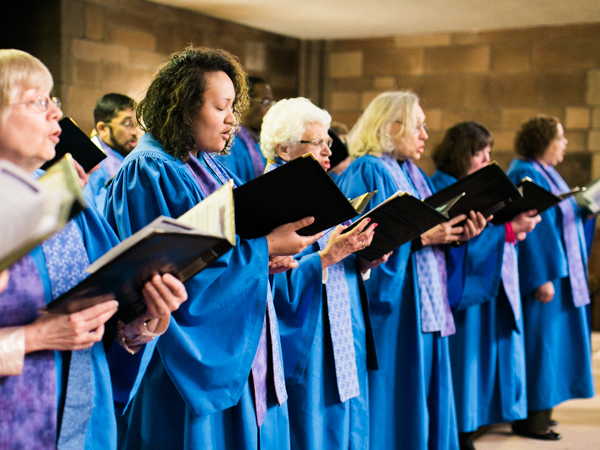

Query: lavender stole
(237, 126), (266, 179)
(501, 242), (522, 328)
(530, 160), (590, 307)
(94, 136), (123, 178)
(41, 221), (94, 450)
(186, 152), (287, 427)
(0, 255), (56, 449)
(380, 155), (455, 337)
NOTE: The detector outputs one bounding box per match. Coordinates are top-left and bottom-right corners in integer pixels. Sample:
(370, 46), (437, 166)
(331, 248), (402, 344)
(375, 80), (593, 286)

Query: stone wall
(324, 23), (600, 187)
(46, 0), (299, 134)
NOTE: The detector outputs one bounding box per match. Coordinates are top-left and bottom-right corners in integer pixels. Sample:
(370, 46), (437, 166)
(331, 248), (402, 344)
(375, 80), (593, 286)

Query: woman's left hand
(319, 218), (377, 269)
(359, 251), (393, 273)
(458, 210), (488, 242)
(141, 273), (188, 320)
(269, 255), (298, 274)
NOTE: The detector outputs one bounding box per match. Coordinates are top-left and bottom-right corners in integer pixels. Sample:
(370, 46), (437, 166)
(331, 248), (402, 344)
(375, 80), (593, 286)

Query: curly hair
(137, 46), (249, 161)
(432, 121), (493, 179)
(514, 115), (560, 159)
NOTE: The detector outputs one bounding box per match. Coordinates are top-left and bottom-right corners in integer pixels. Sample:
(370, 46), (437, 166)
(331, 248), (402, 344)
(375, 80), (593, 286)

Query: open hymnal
(342, 191), (451, 261)
(576, 176), (600, 214)
(233, 153), (376, 239)
(492, 177), (582, 224)
(44, 181), (236, 322)
(0, 156), (86, 272)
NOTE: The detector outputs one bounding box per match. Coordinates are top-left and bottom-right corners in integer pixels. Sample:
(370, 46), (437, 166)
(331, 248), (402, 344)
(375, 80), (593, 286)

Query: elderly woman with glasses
(260, 97), (389, 449)
(507, 115), (594, 441)
(337, 91), (487, 450)
(431, 122), (540, 450)
(0, 49), (187, 449)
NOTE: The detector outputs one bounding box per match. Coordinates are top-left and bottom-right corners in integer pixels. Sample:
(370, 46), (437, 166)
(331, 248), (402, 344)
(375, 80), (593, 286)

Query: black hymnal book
(424, 163), (522, 219)
(491, 178), (582, 224)
(43, 182), (235, 323)
(41, 117), (107, 172)
(342, 191), (451, 261)
(233, 154), (375, 239)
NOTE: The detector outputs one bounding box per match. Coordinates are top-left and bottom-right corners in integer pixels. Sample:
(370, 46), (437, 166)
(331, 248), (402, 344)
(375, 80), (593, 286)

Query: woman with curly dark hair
(431, 122), (540, 450)
(507, 115), (594, 441)
(105, 46), (320, 450)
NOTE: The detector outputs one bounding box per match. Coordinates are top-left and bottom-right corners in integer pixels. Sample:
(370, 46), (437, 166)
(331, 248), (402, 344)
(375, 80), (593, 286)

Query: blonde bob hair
(260, 97), (331, 161)
(0, 49), (53, 112)
(348, 91), (420, 158)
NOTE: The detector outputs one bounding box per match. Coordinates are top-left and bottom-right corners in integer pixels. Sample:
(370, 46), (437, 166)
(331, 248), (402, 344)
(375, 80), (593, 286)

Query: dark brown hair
(137, 46), (249, 161)
(432, 121), (493, 179)
(514, 115), (560, 159)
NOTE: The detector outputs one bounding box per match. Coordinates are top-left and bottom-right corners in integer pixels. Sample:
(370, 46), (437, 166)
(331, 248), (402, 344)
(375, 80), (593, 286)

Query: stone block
(465, 73), (540, 107)
(542, 71), (587, 105)
(557, 152), (592, 187)
(425, 45), (490, 74)
(71, 39), (129, 63)
(331, 112), (360, 129)
(244, 42), (266, 73)
(265, 47), (298, 77)
(565, 107), (591, 130)
(501, 108), (563, 130)
(105, 27), (156, 51)
(364, 48), (424, 76)
(129, 50), (168, 70)
(441, 109), (502, 130)
(394, 33), (451, 48)
(489, 131), (516, 152)
(329, 52), (363, 78)
(332, 78), (373, 91)
(533, 40), (600, 70)
(591, 153), (600, 180)
(361, 91), (381, 111)
(451, 32), (482, 45)
(423, 108), (442, 130)
(72, 60), (100, 86)
(373, 76), (396, 89)
(415, 75), (463, 108)
(564, 131), (587, 151)
(593, 107), (600, 128)
(491, 150), (516, 172)
(85, 3), (103, 40)
(588, 70), (600, 106)
(331, 92), (360, 112)
(481, 27), (550, 43)
(104, 7), (156, 34)
(62, 0), (85, 38)
(491, 42), (531, 72)
(64, 85), (106, 126)
(546, 23), (600, 39)
(590, 131), (600, 152)
(333, 38), (395, 52)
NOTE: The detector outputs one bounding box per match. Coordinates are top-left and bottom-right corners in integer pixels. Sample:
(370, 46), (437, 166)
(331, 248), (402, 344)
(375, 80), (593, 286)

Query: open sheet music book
(576, 175), (600, 214)
(44, 181), (236, 322)
(342, 191), (452, 261)
(0, 156), (86, 272)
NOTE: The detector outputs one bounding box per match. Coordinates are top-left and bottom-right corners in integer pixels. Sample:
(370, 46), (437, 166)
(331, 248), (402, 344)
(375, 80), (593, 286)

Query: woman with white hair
(0, 49), (187, 449)
(337, 91), (486, 450)
(262, 97), (388, 449)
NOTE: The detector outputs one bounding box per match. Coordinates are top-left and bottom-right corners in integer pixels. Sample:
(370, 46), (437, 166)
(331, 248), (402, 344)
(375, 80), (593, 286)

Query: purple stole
(237, 126), (265, 180)
(185, 152), (287, 427)
(501, 242), (522, 327)
(0, 255), (56, 449)
(530, 160), (590, 307)
(380, 155), (455, 337)
(94, 136), (124, 178)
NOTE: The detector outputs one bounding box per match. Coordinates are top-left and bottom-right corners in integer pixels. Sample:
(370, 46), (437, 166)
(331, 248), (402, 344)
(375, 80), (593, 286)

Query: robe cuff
(117, 316), (170, 355)
(0, 327), (25, 376)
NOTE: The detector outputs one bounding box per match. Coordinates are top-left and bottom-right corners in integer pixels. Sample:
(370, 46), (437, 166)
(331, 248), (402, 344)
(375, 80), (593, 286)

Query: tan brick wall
(323, 23), (600, 187)
(59, 0), (299, 134)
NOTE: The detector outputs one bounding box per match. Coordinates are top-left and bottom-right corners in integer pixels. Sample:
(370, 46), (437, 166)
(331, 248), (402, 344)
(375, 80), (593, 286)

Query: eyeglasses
(395, 120), (427, 133)
(109, 119), (136, 130)
(250, 97), (276, 107)
(299, 138), (333, 149)
(11, 96), (61, 112)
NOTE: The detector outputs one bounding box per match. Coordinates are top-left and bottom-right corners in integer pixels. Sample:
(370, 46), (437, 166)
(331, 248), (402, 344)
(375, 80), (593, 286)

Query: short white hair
(260, 97), (332, 161)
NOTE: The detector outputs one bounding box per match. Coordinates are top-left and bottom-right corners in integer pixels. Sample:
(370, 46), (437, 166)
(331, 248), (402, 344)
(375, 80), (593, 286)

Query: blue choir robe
(29, 206), (156, 449)
(336, 155), (459, 450)
(272, 240), (377, 450)
(507, 159), (594, 412)
(215, 129), (266, 184)
(83, 136), (125, 213)
(104, 134), (289, 450)
(431, 170), (527, 432)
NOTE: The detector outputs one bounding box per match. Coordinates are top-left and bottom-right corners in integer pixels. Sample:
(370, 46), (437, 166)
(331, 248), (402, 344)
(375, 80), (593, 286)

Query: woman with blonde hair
(337, 91), (486, 449)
